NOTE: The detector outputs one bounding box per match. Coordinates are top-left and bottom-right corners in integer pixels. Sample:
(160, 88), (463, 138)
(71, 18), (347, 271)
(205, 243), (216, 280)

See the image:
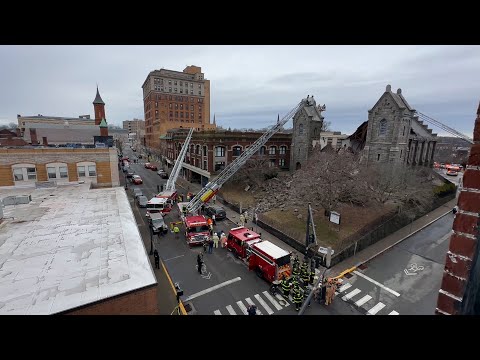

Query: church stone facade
(290, 96), (325, 171)
(363, 85), (437, 166)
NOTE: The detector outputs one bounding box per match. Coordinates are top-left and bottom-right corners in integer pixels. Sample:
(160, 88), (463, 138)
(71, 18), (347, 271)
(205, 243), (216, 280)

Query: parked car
(144, 163), (152, 169)
(133, 188), (143, 198)
(157, 170), (168, 179)
(126, 171), (135, 178)
(446, 169), (458, 176)
(131, 175), (143, 185)
(137, 195), (148, 207)
(149, 164), (158, 171)
(205, 205), (227, 220)
(149, 213), (169, 235)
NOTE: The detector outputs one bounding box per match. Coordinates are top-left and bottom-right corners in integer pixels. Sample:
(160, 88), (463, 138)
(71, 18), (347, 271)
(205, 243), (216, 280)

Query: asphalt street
(328, 213), (454, 315)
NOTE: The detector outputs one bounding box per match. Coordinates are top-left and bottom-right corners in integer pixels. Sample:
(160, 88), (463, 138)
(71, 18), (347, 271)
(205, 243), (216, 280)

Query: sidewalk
(328, 197), (457, 277)
(175, 178), (299, 255)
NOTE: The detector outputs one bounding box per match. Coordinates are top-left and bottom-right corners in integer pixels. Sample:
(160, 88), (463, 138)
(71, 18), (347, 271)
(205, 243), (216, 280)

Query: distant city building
(0, 128), (28, 147)
(434, 136), (472, 164)
(141, 65), (215, 148)
(363, 85), (437, 166)
(160, 128), (291, 186)
(0, 184), (157, 314)
(313, 131), (349, 152)
(16, 87), (111, 147)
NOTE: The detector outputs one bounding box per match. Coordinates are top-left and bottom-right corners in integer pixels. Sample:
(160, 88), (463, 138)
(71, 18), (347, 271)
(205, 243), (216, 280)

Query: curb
(353, 207), (453, 270)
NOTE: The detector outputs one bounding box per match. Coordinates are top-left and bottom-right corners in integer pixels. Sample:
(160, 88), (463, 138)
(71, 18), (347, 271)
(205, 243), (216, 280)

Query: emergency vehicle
(155, 190), (178, 212)
(226, 226), (263, 259)
(248, 240), (292, 283)
(184, 215), (210, 246)
(146, 197), (170, 217)
(177, 202), (192, 220)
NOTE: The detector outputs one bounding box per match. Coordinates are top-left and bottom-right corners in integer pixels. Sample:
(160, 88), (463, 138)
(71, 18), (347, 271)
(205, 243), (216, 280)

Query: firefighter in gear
(292, 285), (303, 311)
(301, 268), (310, 285)
(291, 275), (300, 289)
(281, 276), (292, 297)
(309, 268), (316, 285)
(300, 260), (308, 275)
(325, 278), (339, 306)
(292, 263), (300, 277)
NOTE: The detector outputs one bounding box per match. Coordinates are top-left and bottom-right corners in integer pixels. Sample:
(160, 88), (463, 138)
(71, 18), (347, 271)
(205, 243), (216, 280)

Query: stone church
(363, 85), (437, 166)
(290, 96), (325, 171)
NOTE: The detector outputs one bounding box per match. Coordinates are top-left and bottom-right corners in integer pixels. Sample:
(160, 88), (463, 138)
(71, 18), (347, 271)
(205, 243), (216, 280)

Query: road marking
(163, 254), (185, 262)
(354, 295), (372, 307)
(342, 288), (361, 301)
(367, 302), (386, 315)
(338, 283), (352, 293)
(389, 311), (399, 315)
(353, 271), (400, 297)
(214, 310), (222, 315)
(226, 305), (237, 315)
(262, 291), (283, 311)
(245, 297), (263, 315)
(183, 277), (242, 301)
(236, 301), (248, 315)
(254, 294), (274, 315)
(275, 294), (290, 307)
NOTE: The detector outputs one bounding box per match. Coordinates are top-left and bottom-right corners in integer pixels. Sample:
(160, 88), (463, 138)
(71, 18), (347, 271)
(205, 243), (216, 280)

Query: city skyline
(0, 45), (479, 137)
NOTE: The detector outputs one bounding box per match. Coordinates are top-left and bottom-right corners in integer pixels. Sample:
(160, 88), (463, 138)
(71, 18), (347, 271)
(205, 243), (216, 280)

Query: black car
(126, 171), (135, 178)
(205, 205), (227, 220)
(149, 214), (169, 235)
(157, 170), (169, 179)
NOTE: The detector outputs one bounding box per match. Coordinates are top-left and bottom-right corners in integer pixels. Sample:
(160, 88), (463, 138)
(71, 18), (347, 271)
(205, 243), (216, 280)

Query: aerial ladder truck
(185, 96), (316, 215)
(153, 127), (194, 211)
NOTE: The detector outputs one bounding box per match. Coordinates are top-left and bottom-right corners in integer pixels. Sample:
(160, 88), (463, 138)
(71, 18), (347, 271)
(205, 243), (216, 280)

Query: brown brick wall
(67, 162), (78, 181)
(65, 285), (159, 315)
(96, 161), (112, 184)
(437, 101), (480, 315)
(0, 165), (14, 186)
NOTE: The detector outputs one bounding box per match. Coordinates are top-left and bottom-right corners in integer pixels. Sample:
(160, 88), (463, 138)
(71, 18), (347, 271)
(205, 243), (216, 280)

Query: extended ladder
(165, 127), (194, 192)
(186, 97), (313, 214)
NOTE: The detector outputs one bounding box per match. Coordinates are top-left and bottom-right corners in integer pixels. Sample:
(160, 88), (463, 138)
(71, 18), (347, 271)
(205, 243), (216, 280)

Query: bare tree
(368, 163), (435, 214)
(290, 147), (370, 212)
(229, 157), (278, 189)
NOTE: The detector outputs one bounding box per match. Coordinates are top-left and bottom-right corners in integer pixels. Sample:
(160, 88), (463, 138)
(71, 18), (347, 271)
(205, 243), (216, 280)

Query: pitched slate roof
(93, 86), (105, 105)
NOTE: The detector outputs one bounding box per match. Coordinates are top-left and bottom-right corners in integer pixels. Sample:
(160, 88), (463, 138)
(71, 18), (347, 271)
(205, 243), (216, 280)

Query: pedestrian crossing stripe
(367, 302), (385, 315)
(388, 311), (399, 315)
(354, 295), (372, 307)
(342, 288), (361, 301)
(214, 291), (291, 315)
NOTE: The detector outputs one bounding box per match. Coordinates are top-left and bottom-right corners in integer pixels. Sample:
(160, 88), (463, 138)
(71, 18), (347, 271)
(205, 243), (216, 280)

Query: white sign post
(329, 211), (341, 232)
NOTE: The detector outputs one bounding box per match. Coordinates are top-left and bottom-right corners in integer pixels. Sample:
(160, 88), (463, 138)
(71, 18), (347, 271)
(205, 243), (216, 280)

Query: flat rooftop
(0, 184), (156, 314)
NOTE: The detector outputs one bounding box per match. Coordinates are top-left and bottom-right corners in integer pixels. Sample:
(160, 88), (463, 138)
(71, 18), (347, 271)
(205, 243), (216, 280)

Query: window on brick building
(204, 160), (207, 170)
(169, 87), (172, 92)
(59, 167), (68, 178)
(269, 146), (276, 155)
(180, 104), (183, 110)
(215, 146), (225, 157)
(203, 145), (207, 156)
(279, 159), (285, 167)
(174, 81), (177, 86)
(191, 112), (194, 118)
(88, 165), (96, 177)
(280, 146), (287, 155)
(259, 146), (266, 155)
(77, 166), (86, 177)
(175, 104), (178, 109)
(233, 146), (242, 156)
(269, 159), (276, 167)
(168, 80), (172, 85)
(47, 167), (57, 179)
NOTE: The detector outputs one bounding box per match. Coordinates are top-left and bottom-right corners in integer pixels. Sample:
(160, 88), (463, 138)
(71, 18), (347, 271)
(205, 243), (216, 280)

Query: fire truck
(146, 197), (170, 217)
(249, 241), (292, 283)
(227, 226), (292, 283)
(184, 215), (210, 246)
(227, 226), (262, 259)
(155, 190), (177, 212)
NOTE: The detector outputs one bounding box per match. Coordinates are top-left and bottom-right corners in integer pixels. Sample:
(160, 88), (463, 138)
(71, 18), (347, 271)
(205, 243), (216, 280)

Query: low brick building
(0, 147), (119, 187)
(0, 129), (28, 147)
(160, 128), (292, 186)
(0, 185), (158, 315)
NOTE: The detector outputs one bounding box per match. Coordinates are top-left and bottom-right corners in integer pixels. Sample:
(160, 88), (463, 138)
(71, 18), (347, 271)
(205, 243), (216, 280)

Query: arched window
(259, 146), (266, 155)
(233, 146), (242, 156)
(379, 119), (387, 136)
(203, 145), (207, 156)
(299, 123), (304, 135)
(196, 145), (200, 155)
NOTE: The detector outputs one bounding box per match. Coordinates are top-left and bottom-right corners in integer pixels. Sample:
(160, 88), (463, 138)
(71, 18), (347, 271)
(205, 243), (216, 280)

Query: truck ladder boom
(416, 111), (474, 144)
(186, 99), (308, 213)
(165, 127), (194, 191)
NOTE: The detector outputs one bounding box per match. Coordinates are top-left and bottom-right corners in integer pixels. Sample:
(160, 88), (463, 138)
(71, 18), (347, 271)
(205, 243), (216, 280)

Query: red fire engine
(184, 215), (210, 246)
(248, 240), (292, 283)
(155, 190), (177, 213)
(227, 226), (263, 259)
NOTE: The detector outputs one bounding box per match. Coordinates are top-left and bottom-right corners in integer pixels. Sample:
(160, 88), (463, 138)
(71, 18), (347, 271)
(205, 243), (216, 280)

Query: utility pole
(305, 203), (317, 258)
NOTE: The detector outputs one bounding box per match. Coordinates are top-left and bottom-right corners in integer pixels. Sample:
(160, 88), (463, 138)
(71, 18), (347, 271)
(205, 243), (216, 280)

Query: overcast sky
(0, 45), (478, 137)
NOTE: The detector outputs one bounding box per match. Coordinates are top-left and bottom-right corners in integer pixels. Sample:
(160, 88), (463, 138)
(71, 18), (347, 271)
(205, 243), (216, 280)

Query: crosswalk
(214, 291), (290, 315)
(335, 278), (400, 315)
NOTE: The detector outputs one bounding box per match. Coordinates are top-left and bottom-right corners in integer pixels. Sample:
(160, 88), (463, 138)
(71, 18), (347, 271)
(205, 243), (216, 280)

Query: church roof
(93, 86), (105, 105)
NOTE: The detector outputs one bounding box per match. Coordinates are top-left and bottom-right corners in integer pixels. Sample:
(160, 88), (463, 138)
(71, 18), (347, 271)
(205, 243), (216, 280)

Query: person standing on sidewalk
(153, 249), (160, 269)
(197, 253), (203, 274)
(212, 214), (216, 226)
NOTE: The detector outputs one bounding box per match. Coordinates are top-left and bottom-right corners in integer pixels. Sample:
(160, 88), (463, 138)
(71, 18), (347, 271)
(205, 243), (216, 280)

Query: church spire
(93, 85), (105, 105)
(213, 113), (216, 126)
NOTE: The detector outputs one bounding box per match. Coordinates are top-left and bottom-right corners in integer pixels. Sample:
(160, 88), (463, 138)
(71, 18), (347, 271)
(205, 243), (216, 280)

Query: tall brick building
(436, 101), (480, 315)
(142, 65), (215, 149)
